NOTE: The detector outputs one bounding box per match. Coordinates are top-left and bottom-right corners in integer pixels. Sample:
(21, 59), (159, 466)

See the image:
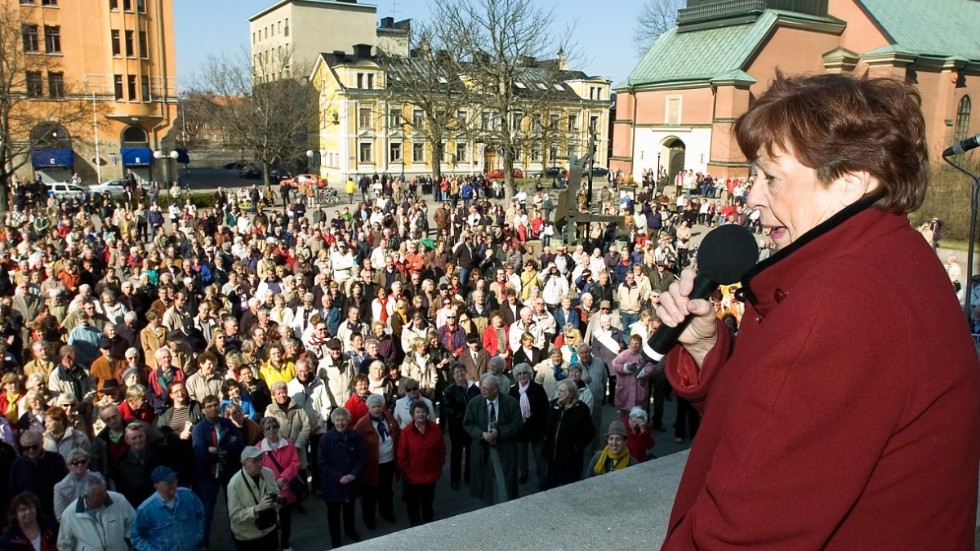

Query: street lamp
(306, 150), (314, 173)
(656, 151), (662, 191)
(154, 150), (179, 185)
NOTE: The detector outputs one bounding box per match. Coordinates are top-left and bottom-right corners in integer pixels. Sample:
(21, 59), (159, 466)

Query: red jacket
(353, 410), (400, 487)
(622, 415), (655, 463)
(482, 324), (509, 357)
(257, 437), (301, 503)
(662, 203), (980, 550)
(343, 394), (369, 426)
(396, 420), (445, 485)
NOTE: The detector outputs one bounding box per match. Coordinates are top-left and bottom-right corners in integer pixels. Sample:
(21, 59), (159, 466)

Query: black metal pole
(943, 155), (980, 322)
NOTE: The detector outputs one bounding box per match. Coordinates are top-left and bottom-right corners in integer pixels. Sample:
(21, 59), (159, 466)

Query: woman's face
(68, 455), (89, 474)
(15, 504), (36, 527)
(607, 434), (626, 455)
(368, 403), (383, 418)
(332, 414), (349, 432)
(412, 407), (428, 425)
(355, 379), (369, 395)
(747, 149), (867, 250)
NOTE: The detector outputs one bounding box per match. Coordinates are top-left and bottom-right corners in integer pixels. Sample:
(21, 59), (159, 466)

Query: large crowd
(0, 168), (757, 551)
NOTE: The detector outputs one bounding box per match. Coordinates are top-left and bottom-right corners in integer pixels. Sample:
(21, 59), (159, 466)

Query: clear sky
(174, 0), (649, 91)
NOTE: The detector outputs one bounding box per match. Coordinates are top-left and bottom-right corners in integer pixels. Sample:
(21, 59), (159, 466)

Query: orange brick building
(612, 0), (980, 181)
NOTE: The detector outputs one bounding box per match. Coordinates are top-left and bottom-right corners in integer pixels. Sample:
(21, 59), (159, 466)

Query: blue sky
(174, 0), (648, 90)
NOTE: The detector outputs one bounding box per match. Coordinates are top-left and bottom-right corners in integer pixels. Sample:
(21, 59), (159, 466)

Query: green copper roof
(616, 10), (841, 89)
(856, 0), (980, 62)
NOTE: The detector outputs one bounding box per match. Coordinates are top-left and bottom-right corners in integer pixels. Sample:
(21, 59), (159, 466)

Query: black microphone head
(696, 224), (759, 284)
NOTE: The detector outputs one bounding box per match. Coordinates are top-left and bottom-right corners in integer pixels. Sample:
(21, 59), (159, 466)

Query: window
(141, 76), (150, 101)
(665, 96), (681, 125)
(955, 96), (972, 141)
(114, 74), (123, 100)
(389, 142), (402, 162)
(122, 0), (131, 10)
(136, 0), (145, 12)
(456, 143), (467, 163)
(367, 74), (374, 89)
(138, 31), (147, 58)
(111, 30), (120, 56)
(125, 31), (134, 57)
(358, 107), (372, 129)
(515, 81), (526, 89)
(359, 142), (372, 163)
(481, 111), (490, 130)
(22, 25), (39, 53)
(41, 0), (57, 5)
(356, 73), (363, 88)
(549, 144), (558, 162)
(252, 32), (255, 44)
(47, 72), (64, 98)
(388, 109), (401, 128)
(589, 115), (599, 133)
(412, 109), (425, 130)
(530, 148), (540, 162)
(567, 113), (578, 132)
(109, 0), (117, 9)
(43, 26), (60, 53)
(284, 19), (289, 37)
(549, 113), (560, 130)
(412, 142), (425, 163)
(439, 141), (447, 162)
(456, 110), (467, 127)
(532, 114), (542, 132)
(26, 71), (42, 97)
(511, 111), (523, 130)
(20, 0), (36, 4)
(127, 75), (137, 101)
(278, 21), (282, 35)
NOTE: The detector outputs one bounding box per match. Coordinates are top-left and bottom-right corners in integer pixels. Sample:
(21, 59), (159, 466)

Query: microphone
(642, 224), (759, 362)
(943, 134), (980, 157)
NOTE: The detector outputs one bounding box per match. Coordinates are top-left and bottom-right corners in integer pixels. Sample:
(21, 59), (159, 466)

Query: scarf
(518, 381), (531, 420)
(592, 445), (631, 476)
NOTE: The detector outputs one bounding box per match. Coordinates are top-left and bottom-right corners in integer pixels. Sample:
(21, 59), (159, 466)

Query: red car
(486, 168), (524, 179)
(289, 174), (328, 189)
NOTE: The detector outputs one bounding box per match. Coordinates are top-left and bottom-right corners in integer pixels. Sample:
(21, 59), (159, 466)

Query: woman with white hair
(621, 406), (655, 463)
(542, 379), (594, 489)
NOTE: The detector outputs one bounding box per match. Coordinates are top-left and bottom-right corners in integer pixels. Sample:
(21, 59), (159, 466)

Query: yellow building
(308, 46), (612, 183)
(10, 0), (178, 185)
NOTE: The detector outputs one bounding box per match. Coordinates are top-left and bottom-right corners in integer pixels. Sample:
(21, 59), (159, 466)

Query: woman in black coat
(318, 407), (367, 549)
(507, 363), (549, 489)
(542, 379), (596, 489)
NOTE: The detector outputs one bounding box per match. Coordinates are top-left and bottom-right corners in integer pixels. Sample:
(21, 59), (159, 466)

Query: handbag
(267, 447), (309, 501)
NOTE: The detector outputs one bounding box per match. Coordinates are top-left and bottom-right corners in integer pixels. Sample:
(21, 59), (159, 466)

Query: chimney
(332, 50), (347, 63)
(380, 17), (393, 29)
(353, 44), (372, 59)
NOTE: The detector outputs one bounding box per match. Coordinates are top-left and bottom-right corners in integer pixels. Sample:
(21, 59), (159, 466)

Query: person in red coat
(622, 407), (654, 463)
(395, 401), (445, 526)
(342, 375), (371, 426)
(657, 74), (980, 550)
(353, 394), (400, 528)
(482, 311), (510, 367)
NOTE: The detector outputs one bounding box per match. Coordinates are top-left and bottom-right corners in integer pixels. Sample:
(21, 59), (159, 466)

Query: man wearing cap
(460, 336), (491, 383)
(587, 421), (639, 476)
(228, 446), (281, 550)
(58, 471), (135, 551)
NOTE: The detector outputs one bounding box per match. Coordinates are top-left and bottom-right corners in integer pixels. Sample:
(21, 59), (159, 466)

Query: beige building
(11, 0), (179, 185)
(308, 47), (612, 182)
(248, 0), (409, 78)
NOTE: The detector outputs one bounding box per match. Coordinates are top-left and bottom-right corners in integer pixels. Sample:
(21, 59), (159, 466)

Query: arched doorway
(483, 145), (497, 175)
(664, 137), (686, 181)
(29, 122), (73, 183)
(120, 125), (152, 182)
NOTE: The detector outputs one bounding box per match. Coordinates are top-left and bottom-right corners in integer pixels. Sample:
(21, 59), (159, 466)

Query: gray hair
(77, 471), (107, 498)
(568, 363), (583, 375)
(512, 363), (532, 376)
(124, 311), (137, 323)
(479, 373), (499, 389)
(488, 356), (506, 372)
(270, 381), (288, 393)
(629, 406), (649, 421)
(330, 407), (351, 423)
(366, 394), (385, 407)
(65, 448), (90, 464)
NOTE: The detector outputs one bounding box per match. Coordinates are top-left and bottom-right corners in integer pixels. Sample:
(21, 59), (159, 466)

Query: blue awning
(175, 148), (190, 164)
(121, 147), (153, 167)
(30, 148), (74, 169)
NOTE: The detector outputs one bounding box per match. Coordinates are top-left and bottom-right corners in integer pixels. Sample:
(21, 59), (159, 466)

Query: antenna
(391, 0), (399, 20)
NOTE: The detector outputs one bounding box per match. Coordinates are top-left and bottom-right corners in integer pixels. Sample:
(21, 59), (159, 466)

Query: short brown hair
(734, 73), (928, 214)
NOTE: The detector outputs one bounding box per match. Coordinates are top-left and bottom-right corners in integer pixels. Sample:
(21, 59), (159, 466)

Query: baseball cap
(240, 446), (266, 462)
(151, 465), (178, 484)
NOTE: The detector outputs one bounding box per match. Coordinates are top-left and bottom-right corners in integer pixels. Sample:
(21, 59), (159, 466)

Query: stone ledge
(354, 449), (690, 549)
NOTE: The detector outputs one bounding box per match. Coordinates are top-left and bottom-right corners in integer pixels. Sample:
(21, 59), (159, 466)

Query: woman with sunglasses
(52, 449), (91, 522)
(256, 417), (301, 551)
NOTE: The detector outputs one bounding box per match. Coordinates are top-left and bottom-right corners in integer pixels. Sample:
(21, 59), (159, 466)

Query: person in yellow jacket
(345, 178), (357, 204)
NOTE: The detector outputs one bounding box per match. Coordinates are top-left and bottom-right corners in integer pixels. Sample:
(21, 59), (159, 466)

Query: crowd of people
(0, 163), (758, 550)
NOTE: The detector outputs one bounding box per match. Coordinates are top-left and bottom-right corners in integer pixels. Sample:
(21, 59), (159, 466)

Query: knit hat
(606, 420), (628, 438)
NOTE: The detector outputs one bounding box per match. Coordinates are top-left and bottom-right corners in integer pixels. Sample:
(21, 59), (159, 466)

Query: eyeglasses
(70, 459), (88, 466)
(263, 425), (279, 431)
(22, 444), (40, 451)
(406, 387), (420, 392)
(316, 327), (327, 332)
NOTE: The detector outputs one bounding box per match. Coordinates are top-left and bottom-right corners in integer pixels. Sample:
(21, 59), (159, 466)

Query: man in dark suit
(463, 375), (522, 505)
(460, 335), (491, 383)
(498, 290), (521, 327)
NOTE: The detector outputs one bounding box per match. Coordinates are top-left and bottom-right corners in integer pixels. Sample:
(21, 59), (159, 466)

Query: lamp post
(154, 150), (179, 186)
(306, 150), (314, 174)
(656, 151), (662, 192)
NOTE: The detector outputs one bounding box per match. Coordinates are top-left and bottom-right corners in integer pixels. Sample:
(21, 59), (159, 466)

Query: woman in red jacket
(395, 401), (445, 526)
(256, 416), (301, 551)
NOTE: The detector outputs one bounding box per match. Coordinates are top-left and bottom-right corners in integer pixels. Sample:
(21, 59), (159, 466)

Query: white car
(46, 182), (88, 199)
(89, 179), (127, 197)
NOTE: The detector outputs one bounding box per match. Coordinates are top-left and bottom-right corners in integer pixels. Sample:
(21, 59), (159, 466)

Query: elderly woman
(622, 406), (655, 463)
(317, 407), (367, 549)
(147, 347), (185, 414)
(52, 449), (91, 521)
(542, 379), (594, 489)
(401, 338), (438, 401)
(657, 74), (980, 549)
(507, 363), (548, 488)
(256, 416), (301, 551)
(353, 393), (400, 528)
(0, 492), (59, 551)
(396, 401), (446, 526)
(15, 390), (47, 435)
(41, 406), (90, 458)
(610, 334), (657, 416)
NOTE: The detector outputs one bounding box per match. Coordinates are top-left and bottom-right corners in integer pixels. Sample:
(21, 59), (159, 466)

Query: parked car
(543, 166), (567, 178)
(289, 173), (327, 189)
(46, 182), (88, 199)
(486, 168), (524, 179)
(89, 179), (127, 197)
(239, 165), (262, 179)
(224, 160), (248, 170)
(590, 166), (610, 178)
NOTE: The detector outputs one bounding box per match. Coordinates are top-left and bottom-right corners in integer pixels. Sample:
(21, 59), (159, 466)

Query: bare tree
(633, 0), (685, 57)
(190, 49), (317, 188)
(380, 26), (475, 181)
(431, 0), (577, 197)
(0, 2), (101, 210)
